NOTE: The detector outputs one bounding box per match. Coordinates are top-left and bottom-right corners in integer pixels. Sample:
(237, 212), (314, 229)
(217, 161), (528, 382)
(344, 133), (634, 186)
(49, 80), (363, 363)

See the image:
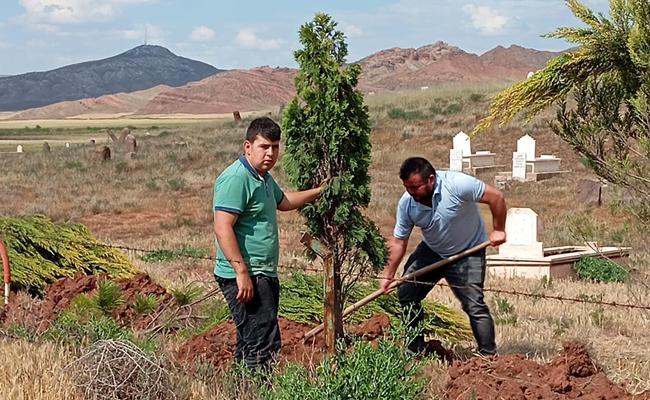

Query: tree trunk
(323, 254), (343, 353)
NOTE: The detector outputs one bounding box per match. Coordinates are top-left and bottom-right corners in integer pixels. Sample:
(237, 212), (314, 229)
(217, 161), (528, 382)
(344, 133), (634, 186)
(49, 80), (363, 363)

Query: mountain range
(0, 45), (220, 112)
(1, 43), (561, 118)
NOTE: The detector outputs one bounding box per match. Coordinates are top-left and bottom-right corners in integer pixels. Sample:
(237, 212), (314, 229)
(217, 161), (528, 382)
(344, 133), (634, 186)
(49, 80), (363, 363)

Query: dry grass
(1, 87), (648, 397)
(0, 339), (80, 400)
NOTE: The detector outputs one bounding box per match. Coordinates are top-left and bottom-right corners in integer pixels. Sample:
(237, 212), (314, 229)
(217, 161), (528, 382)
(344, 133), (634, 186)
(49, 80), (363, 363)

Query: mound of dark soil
(176, 313), (402, 368)
(445, 342), (649, 399)
(2, 273), (170, 332)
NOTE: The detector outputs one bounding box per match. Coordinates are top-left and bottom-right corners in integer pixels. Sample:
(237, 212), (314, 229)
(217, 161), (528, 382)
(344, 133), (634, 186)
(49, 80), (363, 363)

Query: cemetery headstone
(453, 131), (471, 156)
(449, 149), (463, 171)
(94, 146), (111, 161)
(517, 134), (536, 161)
(512, 152), (527, 181)
(16, 145), (23, 153)
(498, 208), (544, 258)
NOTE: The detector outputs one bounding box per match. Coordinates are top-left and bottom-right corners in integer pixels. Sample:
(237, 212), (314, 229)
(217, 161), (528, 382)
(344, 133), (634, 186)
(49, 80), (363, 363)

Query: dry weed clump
(67, 339), (175, 400)
(0, 339), (80, 400)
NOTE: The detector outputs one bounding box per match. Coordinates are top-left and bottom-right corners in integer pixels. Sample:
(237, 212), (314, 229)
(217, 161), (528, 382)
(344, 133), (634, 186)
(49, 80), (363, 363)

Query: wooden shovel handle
(302, 240), (491, 341)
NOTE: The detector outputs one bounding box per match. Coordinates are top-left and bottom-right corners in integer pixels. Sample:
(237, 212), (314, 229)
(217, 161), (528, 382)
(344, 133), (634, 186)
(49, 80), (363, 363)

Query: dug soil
(2, 272), (171, 332)
(176, 313), (400, 368)
(446, 342), (649, 399)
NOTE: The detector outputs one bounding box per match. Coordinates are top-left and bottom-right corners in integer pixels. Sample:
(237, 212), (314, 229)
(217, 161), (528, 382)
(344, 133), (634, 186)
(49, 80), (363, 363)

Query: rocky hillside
(0, 45), (221, 111)
(357, 42), (559, 91)
(11, 85), (171, 120)
(136, 67), (296, 115)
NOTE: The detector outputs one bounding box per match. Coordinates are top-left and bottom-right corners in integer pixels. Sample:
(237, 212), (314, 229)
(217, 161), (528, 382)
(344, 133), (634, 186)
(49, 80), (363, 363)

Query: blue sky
(0, 0), (610, 75)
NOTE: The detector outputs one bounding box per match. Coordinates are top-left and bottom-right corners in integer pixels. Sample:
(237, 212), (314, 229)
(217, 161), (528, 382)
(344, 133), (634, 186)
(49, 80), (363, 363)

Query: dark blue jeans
(216, 274), (281, 371)
(397, 241), (496, 355)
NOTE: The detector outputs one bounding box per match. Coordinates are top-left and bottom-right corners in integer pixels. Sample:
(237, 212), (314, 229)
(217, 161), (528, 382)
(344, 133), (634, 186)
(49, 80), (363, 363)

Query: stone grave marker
(517, 134), (536, 161)
(512, 152), (527, 181)
(453, 131), (471, 156)
(498, 208), (543, 258)
(449, 149), (463, 171)
(94, 146), (111, 161)
(16, 145), (23, 153)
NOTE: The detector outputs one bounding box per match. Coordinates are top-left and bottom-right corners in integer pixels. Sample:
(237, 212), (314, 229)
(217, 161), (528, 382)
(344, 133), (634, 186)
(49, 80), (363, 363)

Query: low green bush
(266, 336), (426, 400)
(574, 257), (629, 283)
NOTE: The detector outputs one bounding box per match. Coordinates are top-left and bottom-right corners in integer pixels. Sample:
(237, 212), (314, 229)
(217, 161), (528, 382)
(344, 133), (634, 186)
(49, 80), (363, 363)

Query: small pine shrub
(171, 283), (204, 306)
(96, 280), (125, 314)
(574, 257), (629, 283)
(133, 293), (159, 315)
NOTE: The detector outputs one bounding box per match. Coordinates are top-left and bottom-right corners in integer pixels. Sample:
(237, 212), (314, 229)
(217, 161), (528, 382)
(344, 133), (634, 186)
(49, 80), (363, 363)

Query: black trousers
(216, 274), (281, 371)
(397, 242), (496, 355)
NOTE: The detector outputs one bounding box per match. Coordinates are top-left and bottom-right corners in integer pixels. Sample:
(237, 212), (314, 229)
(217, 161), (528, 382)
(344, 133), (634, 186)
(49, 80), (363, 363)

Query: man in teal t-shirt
(213, 117), (324, 371)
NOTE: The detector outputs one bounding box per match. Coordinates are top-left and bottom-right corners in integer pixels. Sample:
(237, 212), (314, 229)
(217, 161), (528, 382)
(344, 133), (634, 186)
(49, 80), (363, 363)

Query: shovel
(303, 240), (491, 341)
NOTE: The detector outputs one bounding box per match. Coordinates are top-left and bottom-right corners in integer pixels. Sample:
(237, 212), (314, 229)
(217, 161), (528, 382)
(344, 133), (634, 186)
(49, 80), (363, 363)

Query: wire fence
(6, 233), (650, 312)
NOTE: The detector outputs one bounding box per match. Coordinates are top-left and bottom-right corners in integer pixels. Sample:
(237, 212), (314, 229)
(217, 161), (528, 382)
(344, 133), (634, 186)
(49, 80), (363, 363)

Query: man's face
(244, 135), (280, 175)
(402, 172), (435, 204)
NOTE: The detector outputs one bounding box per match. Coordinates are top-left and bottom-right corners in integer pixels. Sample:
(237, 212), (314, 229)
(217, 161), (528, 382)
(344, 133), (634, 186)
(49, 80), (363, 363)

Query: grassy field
(1, 86), (648, 398)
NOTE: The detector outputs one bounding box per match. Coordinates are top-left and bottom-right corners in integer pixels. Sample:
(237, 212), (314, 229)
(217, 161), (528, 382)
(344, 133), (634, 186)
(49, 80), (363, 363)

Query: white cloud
(190, 25), (215, 42)
(343, 24), (362, 37)
(18, 0), (156, 24)
(236, 28), (281, 50)
(462, 4), (508, 35)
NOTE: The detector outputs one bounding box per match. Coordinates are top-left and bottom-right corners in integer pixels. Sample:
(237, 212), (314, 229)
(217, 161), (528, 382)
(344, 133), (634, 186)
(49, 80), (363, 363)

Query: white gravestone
(65, 142), (70, 148)
(453, 131), (471, 156)
(498, 208), (544, 258)
(512, 152), (527, 181)
(517, 134), (536, 161)
(449, 149), (463, 171)
(16, 145), (23, 153)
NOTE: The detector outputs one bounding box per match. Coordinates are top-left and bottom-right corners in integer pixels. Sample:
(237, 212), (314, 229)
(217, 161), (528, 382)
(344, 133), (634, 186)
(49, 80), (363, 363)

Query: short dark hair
(399, 157), (436, 180)
(246, 117), (281, 142)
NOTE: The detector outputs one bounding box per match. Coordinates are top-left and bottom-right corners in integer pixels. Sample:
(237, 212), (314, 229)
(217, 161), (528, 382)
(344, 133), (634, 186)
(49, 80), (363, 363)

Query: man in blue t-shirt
(380, 157), (506, 356)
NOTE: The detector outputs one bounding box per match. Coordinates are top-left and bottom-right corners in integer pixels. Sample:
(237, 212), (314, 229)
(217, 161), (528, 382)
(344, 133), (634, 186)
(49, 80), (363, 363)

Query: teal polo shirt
(213, 155), (285, 278)
(393, 171), (487, 257)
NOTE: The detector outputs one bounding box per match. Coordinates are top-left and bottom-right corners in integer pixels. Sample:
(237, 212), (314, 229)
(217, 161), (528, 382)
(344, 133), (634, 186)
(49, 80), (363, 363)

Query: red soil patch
(445, 342), (649, 399)
(177, 313), (396, 369)
(2, 273), (170, 332)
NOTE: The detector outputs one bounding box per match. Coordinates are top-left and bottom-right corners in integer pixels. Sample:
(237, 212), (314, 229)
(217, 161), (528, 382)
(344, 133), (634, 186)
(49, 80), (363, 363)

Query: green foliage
(133, 293), (159, 315)
(45, 311), (133, 346)
(387, 107), (426, 121)
(95, 280), (125, 314)
(178, 297), (231, 338)
(282, 13), (388, 295)
(490, 296), (518, 326)
(266, 336), (426, 400)
(476, 0), (650, 221)
(574, 256), (630, 282)
(139, 245), (208, 262)
(0, 215), (136, 295)
(171, 282), (204, 306)
(279, 273), (472, 343)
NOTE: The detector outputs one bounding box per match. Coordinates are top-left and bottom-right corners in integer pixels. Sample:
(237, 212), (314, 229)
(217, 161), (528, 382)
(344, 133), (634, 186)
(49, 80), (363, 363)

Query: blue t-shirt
(393, 171), (487, 257)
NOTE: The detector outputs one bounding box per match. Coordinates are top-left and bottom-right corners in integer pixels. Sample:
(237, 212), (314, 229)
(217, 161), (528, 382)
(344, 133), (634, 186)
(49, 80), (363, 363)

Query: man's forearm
(490, 195), (507, 231)
(383, 237), (407, 278)
(215, 226), (248, 275)
(281, 188), (320, 210)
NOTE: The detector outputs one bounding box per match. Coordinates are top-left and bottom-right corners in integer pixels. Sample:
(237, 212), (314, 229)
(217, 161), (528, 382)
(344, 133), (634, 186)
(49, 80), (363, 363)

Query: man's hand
(379, 272), (394, 292)
(236, 273), (254, 303)
(489, 230), (506, 246)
